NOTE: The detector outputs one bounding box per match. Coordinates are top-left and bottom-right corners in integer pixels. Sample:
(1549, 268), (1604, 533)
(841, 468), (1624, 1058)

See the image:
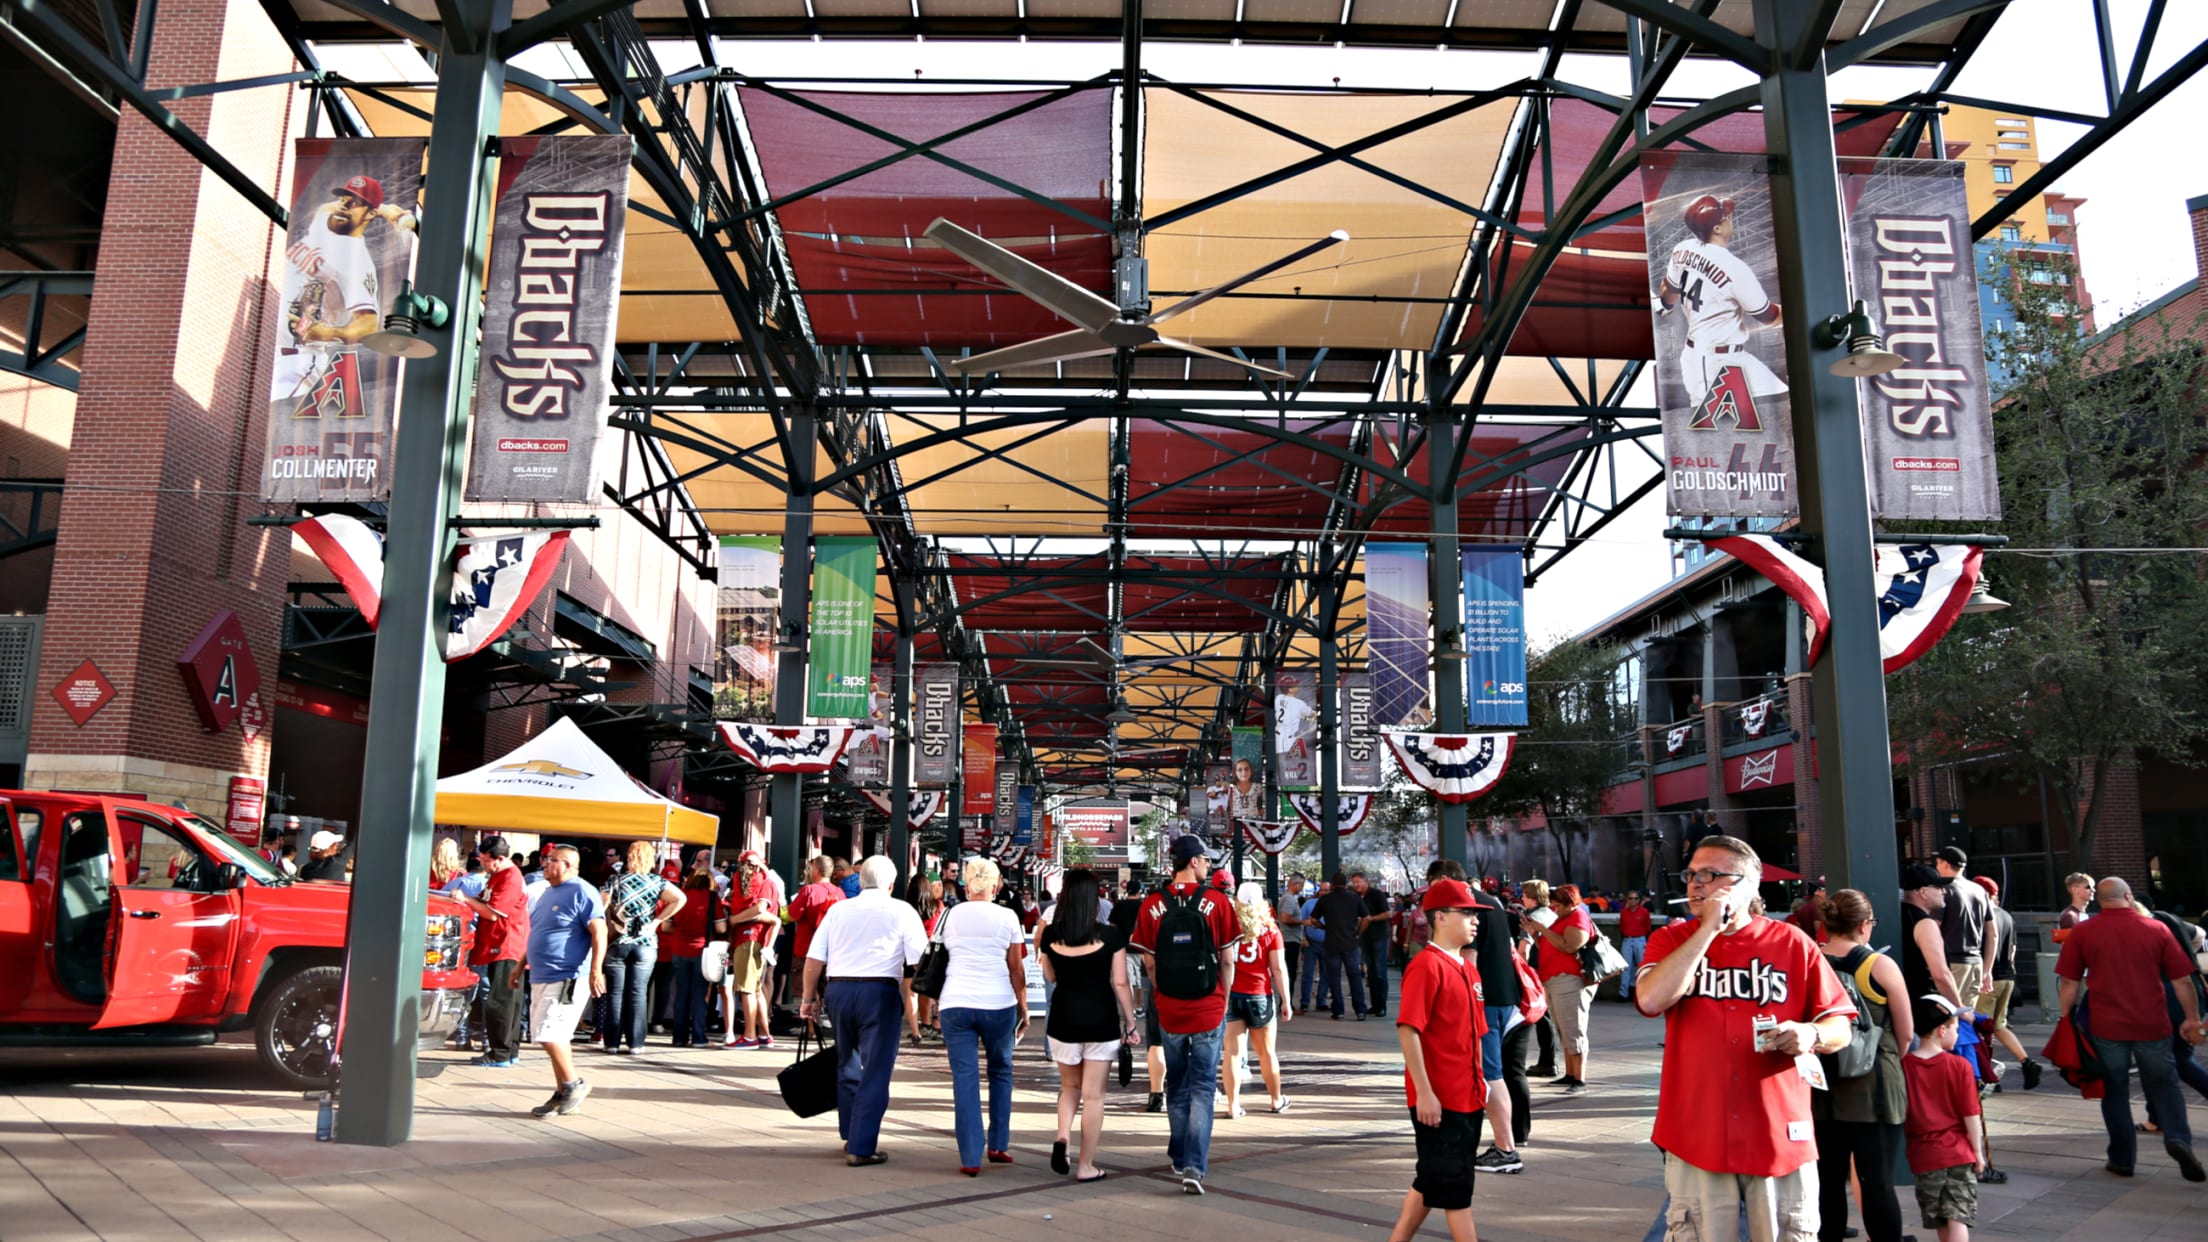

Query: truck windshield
(179, 815), (287, 885)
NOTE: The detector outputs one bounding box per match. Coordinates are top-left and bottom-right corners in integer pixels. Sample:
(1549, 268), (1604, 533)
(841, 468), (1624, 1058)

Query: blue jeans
(940, 1005), (1019, 1167)
(1620, 935), (1647, 1000)
(454, 973), (490, 1044)
(825, 979), (905, 1158)
(1323, 948), (1365, 1017)
(2094, 1034), (2192, 1170)
(669, 955), (711, 1046)
(602, 939), (657, 1050)
(1360, 937), (1390, 1012)
(1160, 1020), (1226, 1178)
(1299, 940), (1331, 1010)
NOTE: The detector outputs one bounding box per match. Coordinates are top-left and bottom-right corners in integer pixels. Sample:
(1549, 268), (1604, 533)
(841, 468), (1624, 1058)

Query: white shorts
(530, 981), (589, 1045)
(1047, 1037), (1121, 1065)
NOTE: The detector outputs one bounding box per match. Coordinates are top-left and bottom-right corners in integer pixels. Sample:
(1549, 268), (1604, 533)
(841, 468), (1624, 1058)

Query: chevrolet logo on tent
(496, 759), (590, 779)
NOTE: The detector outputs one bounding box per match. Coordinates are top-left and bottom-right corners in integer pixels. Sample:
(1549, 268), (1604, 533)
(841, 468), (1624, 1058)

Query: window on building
(2000, 224), (2022, 241)
(1991, 164), (2014, 184)
(2046, 211), (2070, 226)
(1998, 141), (2031, 150)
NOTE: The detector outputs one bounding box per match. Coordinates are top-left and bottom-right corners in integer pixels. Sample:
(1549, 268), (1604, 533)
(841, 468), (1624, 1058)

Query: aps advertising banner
(915, 663), (959, 786)
(1342, 671), (1383, 789)
(1640, 151), (1799, 519)
(806, 536), (876, 719)
(1014, 785), (1036, 846)
(1461, 548), (1529, 727)
(266, 137), (426, 502)
(1366, 543), (1433, 728)
(1271, 668), (1319, 790)
(845, 662), (893, 787)
(468, 135), (631, 502)
(1838, 158), (2002, 522)
(961, 724), (997, 816)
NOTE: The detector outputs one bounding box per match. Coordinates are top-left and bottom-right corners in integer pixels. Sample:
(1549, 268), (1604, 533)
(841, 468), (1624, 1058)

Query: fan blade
(1148, 231), (1349, 326)
(946, 329), (1120, 374)
(924, 218), (1122, 333)
(1151, 336), (1295, 380)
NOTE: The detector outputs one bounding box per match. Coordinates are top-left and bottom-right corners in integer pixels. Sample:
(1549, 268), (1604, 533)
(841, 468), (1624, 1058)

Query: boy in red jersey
(1904, 995), (1984, 1241)
(1388, 878), (1489, 1242)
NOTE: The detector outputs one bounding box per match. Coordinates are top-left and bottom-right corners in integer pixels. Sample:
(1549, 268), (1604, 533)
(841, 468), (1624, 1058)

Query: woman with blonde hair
(936, 856), (1029, 1175)
(600, 839), (685, 1053)
(429, 836), (465, 889)
(1223, 880), (1294, 1118)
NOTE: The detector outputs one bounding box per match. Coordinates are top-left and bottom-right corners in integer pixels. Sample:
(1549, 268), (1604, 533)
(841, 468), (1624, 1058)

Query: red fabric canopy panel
(1460, 242), (1653, 358)
(1362, 423), (1593, 540)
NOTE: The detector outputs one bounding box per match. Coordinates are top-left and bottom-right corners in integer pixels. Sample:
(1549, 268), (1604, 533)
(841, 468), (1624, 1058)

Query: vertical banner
(961, 724), (997, 816)
(714, 536), (780, 721)
(266, 138), (426, 501)
(915, 663), (959, 786)
(1366, 543), (1433, 727)
(1462, 548), (1529, 727)
(845, 663), (893, 787)
(468, 135), (632, 501)
(993, 763), (1019, 841)
(1641, 151), (1799, 518)
(962, 817), (987, 852)
(1229, 727), (1267, 823)
(1014, 785), (1036, 846)
(1272, 669), (1320, 790)
(1342, 671), (1383, 789)
(1203, 762), (1233, 836)
(1838, 158), (2002, 521)
(1062, 801), (1131, 859)
(807, 536), (876, 719)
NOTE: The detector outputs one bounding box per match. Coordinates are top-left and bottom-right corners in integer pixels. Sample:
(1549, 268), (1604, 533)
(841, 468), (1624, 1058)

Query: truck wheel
(255, 964), (341, 1090)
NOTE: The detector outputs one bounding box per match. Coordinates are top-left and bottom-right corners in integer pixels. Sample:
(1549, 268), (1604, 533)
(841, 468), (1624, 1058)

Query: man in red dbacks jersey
(1635, 836), (1857, 1241)
(1390, 877), (1489, 1242)
(1130, 835), (1242, 1195)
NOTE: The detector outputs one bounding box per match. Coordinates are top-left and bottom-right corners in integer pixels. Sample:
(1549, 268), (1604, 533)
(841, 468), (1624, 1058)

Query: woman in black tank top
(1037, 871), (1137, 1182)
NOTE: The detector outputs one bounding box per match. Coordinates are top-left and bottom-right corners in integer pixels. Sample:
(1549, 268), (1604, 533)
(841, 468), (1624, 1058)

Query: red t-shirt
(1901, 1050), (1981, 1174)
(1539, 906), (1595, 981)
(469, 866), (529, 965)
(1232, 927), (1282, 996)
(1131, 882), (1242, 1034)
(661, 889), (720, 958)
(2054, 909), (2194, 1041)
(1397, 943), (1489, 1114)
(1639, 915), (1856, 1177)
(788, 881), (844, 961)
(1620, 905), (1653, 938)
(728, 873), (780, 947)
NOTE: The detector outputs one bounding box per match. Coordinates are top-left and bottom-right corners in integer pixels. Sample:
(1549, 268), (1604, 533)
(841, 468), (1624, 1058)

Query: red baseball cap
(337, 174), (384, 209)
(1684, 194), (1735, 240)
(1421, 878), (1478, 912)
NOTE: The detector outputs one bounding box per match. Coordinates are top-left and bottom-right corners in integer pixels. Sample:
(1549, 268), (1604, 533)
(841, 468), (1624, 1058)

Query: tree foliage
(1887, 255), (2208, 873)
(1485, 638), (1635, 885)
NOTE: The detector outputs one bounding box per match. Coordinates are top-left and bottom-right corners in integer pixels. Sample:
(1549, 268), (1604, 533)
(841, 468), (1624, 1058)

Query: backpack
(1153, 891), (1221, 1000)
(1820, 945), (1883, 1081)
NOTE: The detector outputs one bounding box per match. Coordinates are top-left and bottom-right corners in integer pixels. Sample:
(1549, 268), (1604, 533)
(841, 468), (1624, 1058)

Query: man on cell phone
(517, 844), (606, 1118)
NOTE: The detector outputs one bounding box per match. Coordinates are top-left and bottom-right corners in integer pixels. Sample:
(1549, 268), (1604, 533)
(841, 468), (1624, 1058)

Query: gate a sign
(177, 611), (261, 734)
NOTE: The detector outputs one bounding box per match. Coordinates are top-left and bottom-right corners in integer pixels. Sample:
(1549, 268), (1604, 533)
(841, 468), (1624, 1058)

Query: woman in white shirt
(936, 856), (1029, 1176)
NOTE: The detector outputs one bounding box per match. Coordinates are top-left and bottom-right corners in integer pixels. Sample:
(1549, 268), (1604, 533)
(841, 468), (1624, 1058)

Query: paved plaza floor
(2, 980), (2202, 1241)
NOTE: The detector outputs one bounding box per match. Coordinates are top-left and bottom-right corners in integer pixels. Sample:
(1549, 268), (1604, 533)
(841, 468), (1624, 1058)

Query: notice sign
(51, 659), (116, 726)
(226, 776), (266, 846)
(1461, 548), (1528, 727)
(468, 135), (633, 502)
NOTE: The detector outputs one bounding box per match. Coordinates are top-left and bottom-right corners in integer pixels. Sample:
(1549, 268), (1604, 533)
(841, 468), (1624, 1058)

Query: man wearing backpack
(1131, 834), (1243, 1195)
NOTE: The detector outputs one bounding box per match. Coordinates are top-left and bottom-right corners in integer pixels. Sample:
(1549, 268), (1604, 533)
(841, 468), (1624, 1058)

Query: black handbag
(777, 1023), (839, 1118)
(912, 912), (950, 1000)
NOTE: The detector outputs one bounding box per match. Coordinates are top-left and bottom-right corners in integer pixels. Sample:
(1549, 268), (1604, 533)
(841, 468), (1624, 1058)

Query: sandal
(1076, 1171), (1109, 1183)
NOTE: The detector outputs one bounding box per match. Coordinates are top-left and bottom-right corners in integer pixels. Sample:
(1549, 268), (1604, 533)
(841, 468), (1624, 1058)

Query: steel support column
(1319, 631), (1342, 883)
(1754, 0), (1900, 938)
(1427, 410), (1468, 871)
(335, 0), (508, 1148)
(771, 406), (818, 892)
(890, 583), (915, 890)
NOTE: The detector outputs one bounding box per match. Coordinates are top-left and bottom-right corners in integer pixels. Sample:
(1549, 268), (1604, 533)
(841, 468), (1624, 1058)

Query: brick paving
(3, 983), (2203, 1240)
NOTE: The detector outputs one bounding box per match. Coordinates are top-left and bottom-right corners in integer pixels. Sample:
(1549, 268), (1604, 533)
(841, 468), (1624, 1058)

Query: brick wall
(2086, 758), (2148, 887)
(1788, 674), (1822, 879)
(23, 0), (296, 805)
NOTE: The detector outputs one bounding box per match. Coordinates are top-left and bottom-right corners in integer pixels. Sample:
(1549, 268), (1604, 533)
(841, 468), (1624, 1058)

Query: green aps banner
(807, 536), (876, 719)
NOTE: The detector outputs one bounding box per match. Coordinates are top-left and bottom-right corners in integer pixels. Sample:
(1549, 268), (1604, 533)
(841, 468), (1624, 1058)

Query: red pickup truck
(0, 790), (476, 1089)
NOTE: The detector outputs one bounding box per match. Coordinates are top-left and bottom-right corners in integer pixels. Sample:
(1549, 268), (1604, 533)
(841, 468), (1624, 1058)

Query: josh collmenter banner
(469, 135), (632, 502)
(1641, 151), (1798, 519)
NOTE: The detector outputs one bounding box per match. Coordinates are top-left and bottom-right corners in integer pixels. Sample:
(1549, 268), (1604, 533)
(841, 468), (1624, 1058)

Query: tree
(1347, 770), (1437, 891)
(1485, 638), (1635, 885)
(1887, 254), (2208, 874)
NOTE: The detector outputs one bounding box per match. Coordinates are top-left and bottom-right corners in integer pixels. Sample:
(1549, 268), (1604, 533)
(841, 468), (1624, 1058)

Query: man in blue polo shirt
(520, 843), (605, 1118)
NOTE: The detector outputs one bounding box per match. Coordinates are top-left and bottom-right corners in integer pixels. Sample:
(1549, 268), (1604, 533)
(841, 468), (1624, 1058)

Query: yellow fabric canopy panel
(435, 717), (720, 846)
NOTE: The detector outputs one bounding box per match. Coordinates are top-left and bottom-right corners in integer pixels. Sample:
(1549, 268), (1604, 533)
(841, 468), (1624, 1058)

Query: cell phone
(558, 977), (578, 1005)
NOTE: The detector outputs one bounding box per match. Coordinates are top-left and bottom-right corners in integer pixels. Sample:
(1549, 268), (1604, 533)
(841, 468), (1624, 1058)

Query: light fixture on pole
(772, 621), (803, 653)
(360, 280), (452, 359)
(1106, 698), (1138, 725)
(1812, 299), (1906, 378)
(1961, 576), (2010, 614)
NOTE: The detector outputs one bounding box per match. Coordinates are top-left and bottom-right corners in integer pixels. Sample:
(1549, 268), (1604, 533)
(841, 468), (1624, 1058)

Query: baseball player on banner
(272, 172), (418, 418)
(1660, 194), (1784, 433)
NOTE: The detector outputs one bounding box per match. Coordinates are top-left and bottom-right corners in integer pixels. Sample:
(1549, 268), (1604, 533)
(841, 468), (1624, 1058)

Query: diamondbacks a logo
(1688, 957), (1791, 1006)
(1690, 365), (1764, 431)
(1739, 750), (1779, 788)
(303, 351), (365, 419)
(496, 759), (589, 779)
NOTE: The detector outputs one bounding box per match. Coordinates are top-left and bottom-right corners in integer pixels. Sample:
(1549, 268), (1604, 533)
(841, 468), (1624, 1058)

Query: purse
(776, 1022), (839, 1118)
(912, 908), (950, 1000)
(1512, 944), (1548, 1023)
(1579, 932), (1629, 984)
(700, 940), (730, 984)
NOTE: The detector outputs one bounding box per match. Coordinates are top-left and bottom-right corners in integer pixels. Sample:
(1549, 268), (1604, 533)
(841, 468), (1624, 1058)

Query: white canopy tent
(434, 717), (719, 847)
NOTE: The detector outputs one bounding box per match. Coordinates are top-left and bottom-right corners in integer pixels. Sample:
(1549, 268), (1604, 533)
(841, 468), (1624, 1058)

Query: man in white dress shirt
(800, 856), (928, 1166)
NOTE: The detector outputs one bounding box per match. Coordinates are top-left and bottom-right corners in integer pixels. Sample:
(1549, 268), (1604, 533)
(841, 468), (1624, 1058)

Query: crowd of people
(416, 831), (2208, 1241)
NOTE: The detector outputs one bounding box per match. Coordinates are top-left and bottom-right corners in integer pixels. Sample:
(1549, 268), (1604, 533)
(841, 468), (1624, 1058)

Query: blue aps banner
(1462, 547), (1528, 727)
(1014, 785), (1035, 846)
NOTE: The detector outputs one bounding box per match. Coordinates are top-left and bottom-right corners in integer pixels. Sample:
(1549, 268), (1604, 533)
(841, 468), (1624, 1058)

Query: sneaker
(1474, 1145), (1523, 1174)
(2022, 1058), (2043, 1091)
(1528, 1062), (1559, 1078)
(1271, 1096), (1292, 1115)
(1978, 1166), (2007, 1185)
(1562, 1079), (1587, 1096)
(2105, 1161), (2134, 1177)
(2168, 1138), (2207, 1183)
(1145, 1092), (1164, 1114)
(555, 1079), (591, 1115)
(1228, 1104), (1247, 1119)
(1181, 1173), (1205, 1195)
(530, 1087), (568, 1117)
(728, 1037), (761, 1049)
(757, 1036), (776, 1049)
(472, 1057), (518, 1069)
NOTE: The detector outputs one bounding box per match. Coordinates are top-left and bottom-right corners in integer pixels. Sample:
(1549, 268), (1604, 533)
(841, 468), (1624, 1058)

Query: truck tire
(255, 964), (341, 1090)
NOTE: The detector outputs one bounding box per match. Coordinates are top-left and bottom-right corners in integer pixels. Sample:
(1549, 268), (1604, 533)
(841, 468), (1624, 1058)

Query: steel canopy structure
(15, 0), (2208, 1145)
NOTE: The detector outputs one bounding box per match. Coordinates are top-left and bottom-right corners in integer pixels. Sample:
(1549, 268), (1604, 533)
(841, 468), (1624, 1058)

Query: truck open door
(93, 804), (241, 1029)
(0, 799), (31, 1016)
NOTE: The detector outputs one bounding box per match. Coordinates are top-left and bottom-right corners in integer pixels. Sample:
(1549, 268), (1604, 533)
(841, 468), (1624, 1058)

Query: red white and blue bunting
(1705, 535), (1983, 675)
(293, 513), (569, 663)
(1665, 724), (1693, 756)
(1238, 818), (1301, 855)
(293, 514), (388, 628)
(716, 723), (856, 774)
(1285, 792), (1372, 837)
(1383, 732), (1515, 804)
(1740, 698), (1772, 738)
(855, 788), (946, 829)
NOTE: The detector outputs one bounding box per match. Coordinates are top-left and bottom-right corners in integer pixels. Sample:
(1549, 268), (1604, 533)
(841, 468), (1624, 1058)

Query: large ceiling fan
(925, 218), (1349, 379)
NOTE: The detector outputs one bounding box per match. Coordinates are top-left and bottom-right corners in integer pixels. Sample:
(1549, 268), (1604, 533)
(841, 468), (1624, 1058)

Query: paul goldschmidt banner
(469, 136), (632, 502)
(1839, 159), (2002, 522)
(266, 138), (425, 501)
(1641, 151), (1799, 519)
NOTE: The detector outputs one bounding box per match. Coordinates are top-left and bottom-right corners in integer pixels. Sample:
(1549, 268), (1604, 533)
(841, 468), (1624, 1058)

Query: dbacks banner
(915, 664), (959, 786)
(1341, 672), (1383, 789)
(1705, 535), (1982, 673)
(1239, 818), (1300, 856)
(717, 723), (856, 774)
(1640, 151), (1798, 519)
(266, 138), (425, 502)
(1384, 732), (1516, 804)
(1286, 792), (1372, 837)
(1838, 159), (2001, 522)
(293, 513), (567, 662)
(469, 135), (632, 502)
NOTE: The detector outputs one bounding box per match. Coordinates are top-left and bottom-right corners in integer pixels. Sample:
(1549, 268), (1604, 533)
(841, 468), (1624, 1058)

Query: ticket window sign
(226, 777), (267, 846)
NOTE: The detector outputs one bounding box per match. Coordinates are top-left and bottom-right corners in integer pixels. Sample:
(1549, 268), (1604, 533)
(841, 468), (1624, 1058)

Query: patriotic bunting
(1285, 792), (1373, 837)
(1705, 535), (1983, 674)
(292, 514), (568, 662)
(1666, 724), (1693, 756)
(1740, 698), (1771, 738)
(716, 722), (856, 774)
(1383, 732), (1515, 804)
(293, 514), (387, 628)
(855, 788), (946, 829)
(1239, 818), (1301, 855)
